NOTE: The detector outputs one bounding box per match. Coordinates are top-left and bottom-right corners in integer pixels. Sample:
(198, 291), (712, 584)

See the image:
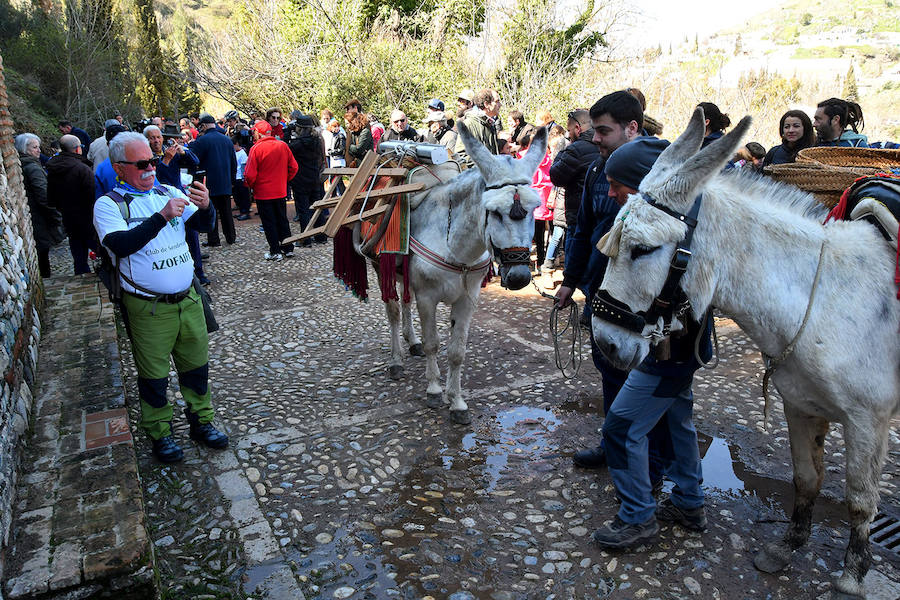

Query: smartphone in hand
(192, 169), (207, 186)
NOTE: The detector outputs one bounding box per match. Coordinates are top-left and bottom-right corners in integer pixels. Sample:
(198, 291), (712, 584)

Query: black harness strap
(591, 193), (703, 334)
(643, 194), (703, 328)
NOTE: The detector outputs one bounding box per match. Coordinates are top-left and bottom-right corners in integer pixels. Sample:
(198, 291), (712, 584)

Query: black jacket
(20, 154), (64, 250)
(45, 151), (95, 239)
(289, 132), (325, 187)
(383, 127), (420, 142)
(549, 131), (601, 229)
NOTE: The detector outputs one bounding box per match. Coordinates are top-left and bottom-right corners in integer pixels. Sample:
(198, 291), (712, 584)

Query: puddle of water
(441, 405), (561, 491)
(695, 432), (853, 527)
(284, 527), (401, 597)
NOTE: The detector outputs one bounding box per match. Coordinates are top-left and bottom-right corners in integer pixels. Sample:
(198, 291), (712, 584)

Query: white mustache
(140, 172), (155, 180)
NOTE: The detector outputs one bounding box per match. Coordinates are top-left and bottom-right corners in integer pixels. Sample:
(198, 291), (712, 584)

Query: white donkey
(359, 123), (547, 424)
(590, 108), (900, 600)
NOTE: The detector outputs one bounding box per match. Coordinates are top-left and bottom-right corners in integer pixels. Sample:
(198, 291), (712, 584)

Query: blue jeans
(585, 299), (673, 485)
(545, 225), (565, 264)
(603, 369), (704, 524)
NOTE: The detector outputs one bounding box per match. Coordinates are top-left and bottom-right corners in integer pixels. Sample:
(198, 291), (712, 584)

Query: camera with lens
(133, 117), (152, 132)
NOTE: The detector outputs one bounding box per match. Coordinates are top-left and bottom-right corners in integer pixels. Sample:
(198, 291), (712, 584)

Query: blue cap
(104, 118), (120, 128)
(427, 98), (445, 111)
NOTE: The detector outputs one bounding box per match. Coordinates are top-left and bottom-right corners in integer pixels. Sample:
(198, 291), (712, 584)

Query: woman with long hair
(762, 109), (816, 167)
(697, 102), (730, 148)
(344, 111), (373, 168)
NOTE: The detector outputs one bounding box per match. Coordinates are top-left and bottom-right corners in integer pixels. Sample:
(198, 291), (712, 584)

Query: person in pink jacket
(518, 131), (554, 271)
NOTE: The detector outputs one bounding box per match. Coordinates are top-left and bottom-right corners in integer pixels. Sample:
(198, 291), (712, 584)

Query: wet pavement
(48, 215), (900, 599)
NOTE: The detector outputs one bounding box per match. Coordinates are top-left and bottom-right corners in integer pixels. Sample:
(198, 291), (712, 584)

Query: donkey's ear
(651, 107), (706, 171)
(458, 121), (497, 179)
(520, 126), (548, 175)
(664, 115), (752, 201)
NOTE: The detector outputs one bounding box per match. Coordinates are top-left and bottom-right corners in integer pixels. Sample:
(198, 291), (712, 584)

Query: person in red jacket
(244, 120), (298, 260)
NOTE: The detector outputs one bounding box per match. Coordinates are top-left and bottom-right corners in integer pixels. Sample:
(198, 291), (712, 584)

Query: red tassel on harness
(333, 228), (368, 301)
(481, 262), (494, 287)
(379, 253), (398, 302)
(402, 254), (411, 303)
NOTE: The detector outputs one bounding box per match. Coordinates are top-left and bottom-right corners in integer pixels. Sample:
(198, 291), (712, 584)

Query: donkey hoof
(388, 365), (404, 380)
(409, 343), (425, 357)
(425, 392), (444, 409)
(753, 543), (792, 574)
(449, 409), (471, 425)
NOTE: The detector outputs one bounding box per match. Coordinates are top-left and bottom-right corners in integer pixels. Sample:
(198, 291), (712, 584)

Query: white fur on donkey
(592, 108), (900, 600)
(363, 123), (547, 424)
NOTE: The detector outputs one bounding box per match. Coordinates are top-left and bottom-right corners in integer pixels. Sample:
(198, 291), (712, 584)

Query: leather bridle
(591, 193), (703, 343)
(483, 181), (533, 287)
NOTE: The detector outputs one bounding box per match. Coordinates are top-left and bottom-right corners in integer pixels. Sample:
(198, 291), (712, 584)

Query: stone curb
(1, 275), (155, 599)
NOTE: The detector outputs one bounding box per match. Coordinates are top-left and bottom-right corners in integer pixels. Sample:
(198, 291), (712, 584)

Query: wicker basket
(797, 147), (900, 171)
(763, 162), (882, 208)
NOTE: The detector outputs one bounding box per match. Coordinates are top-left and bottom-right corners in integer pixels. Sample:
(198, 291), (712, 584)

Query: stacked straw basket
(763, 147), (900, 208)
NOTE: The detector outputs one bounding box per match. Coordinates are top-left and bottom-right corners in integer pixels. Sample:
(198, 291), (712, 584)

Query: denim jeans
(602, 369), (704, 524)
(545, 225), (565, 264)
(585, 300), (673, 485)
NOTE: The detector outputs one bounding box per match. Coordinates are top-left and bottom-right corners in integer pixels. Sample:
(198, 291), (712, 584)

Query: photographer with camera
(144, 124), (209, 285)
(93, 131), (227, 463)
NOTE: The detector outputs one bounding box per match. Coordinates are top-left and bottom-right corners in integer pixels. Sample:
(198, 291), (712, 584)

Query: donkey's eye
(490, 210), (503, 221)
(630, 245), (660, 260)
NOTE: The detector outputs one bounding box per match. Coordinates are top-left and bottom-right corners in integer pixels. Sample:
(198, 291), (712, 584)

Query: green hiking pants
(122, 288), (213, 440)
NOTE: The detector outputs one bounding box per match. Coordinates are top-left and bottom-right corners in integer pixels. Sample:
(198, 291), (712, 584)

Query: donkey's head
(591, 108), (751, 370)
(458, 121), (547, 290)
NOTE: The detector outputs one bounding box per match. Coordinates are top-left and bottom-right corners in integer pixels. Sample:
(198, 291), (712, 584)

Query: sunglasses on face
(394, 118), (407, 123)
(117, 157), (160, 170)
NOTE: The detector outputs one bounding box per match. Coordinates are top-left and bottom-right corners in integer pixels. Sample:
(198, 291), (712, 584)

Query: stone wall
(0, 51), (45, 590)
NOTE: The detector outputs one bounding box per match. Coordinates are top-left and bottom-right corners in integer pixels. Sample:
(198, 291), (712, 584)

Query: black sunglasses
(117, 157), (160, 170)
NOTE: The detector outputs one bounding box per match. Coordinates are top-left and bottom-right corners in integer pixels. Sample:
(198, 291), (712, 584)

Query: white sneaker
(282, 251), (294, 259)
(264, 252), (283, 261)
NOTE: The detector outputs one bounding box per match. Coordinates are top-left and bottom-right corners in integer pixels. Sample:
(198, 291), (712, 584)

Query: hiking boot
(188, 422), (229, 449)
(151, 435), (184, 463)
(591, 515), (659, 549)
(573, 445), (606, 469)
(657, 497), (707, 532)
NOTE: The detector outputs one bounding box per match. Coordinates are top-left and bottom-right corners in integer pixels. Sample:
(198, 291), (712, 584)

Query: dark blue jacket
(71, 127), (92, 148)
(155, 148), (199, 191)
(561, 155), (617, 297)
(189, 129), (237, 196)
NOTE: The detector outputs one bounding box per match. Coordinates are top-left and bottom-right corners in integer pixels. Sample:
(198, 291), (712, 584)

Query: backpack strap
(104, 186), (173, 299)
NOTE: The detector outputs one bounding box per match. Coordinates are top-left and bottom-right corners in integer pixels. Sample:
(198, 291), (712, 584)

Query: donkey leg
(755, 405), (829, 573)
(832, 418), (891, 599)
(445, 298), (476, 425)
(416, 299), (444, 409)
(402, 294), (424, 357)
(384, 299), (404, 379)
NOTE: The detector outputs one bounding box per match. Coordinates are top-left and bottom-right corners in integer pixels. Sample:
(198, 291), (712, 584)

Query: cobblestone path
(50, 214), (900, 599)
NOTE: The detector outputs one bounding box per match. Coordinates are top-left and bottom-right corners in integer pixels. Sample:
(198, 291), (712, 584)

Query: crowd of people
(11, 89), (894, 545)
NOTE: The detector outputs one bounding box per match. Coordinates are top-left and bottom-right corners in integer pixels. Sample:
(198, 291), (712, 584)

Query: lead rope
(532, 280), (583, 379)
(761, 240), (827, 429)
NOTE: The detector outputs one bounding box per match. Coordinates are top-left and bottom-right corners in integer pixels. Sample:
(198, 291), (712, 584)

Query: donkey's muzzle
(500, 264), (532, 290)
(495, 246), (532, 290)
